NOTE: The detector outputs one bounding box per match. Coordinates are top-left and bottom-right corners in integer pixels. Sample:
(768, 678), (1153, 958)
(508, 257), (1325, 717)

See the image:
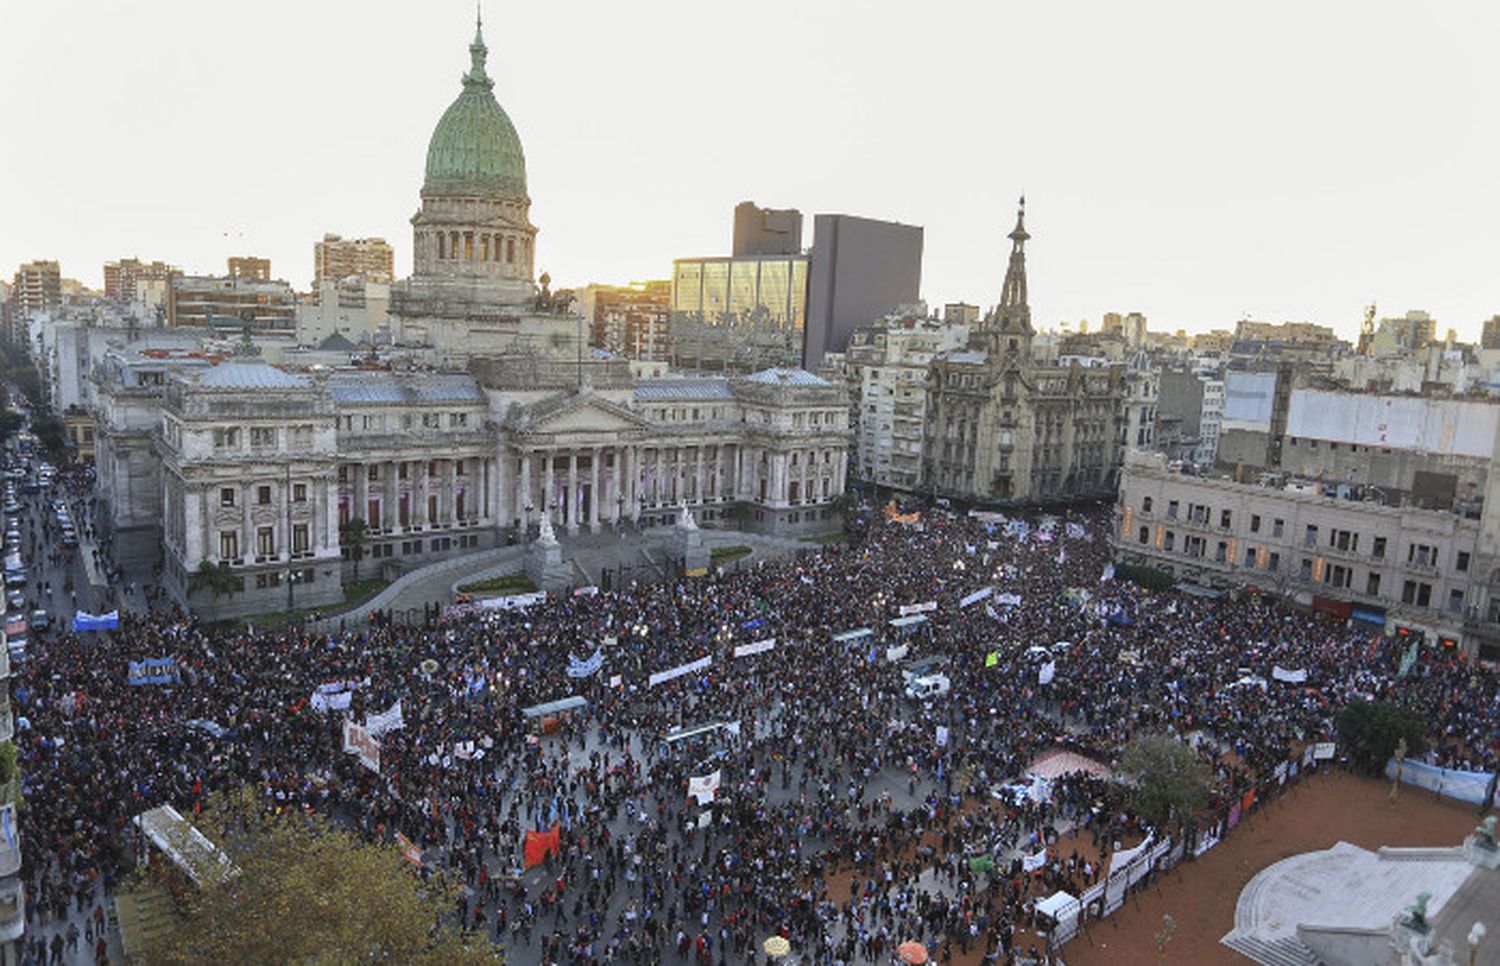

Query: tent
(520, 696), (588, 719)
(1035, 890), (1080, 930)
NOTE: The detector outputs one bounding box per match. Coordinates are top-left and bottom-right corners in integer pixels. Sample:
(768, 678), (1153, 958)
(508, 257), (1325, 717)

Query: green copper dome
(422, 24), (527, 200)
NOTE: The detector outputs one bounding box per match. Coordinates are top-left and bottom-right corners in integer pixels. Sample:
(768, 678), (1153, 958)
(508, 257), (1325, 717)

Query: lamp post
(1469, 922), (1487, 966)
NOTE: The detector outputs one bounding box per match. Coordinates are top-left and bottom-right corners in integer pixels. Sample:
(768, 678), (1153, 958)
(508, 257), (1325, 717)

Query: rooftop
(634, 379), (735, 401)
(743, 368), (831, 387)
(193, 361), (311, 391)
(326, 372), (485, 405)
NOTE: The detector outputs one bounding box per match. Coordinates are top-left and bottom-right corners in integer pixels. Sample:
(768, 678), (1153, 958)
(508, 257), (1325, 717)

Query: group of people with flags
(8, 496), (1498, 964)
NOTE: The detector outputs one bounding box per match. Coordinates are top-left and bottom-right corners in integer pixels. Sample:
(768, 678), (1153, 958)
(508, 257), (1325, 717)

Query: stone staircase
(1221, 933), (1322, 966)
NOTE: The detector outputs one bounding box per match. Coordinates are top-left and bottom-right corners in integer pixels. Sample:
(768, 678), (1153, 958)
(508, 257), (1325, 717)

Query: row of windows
(217, 524), (312, 560)
(337, 411), (472, 433)
(211, 425), (315, 451)
(337, 461), (469, 484)
(434, 230), (522, 264)
(219, 482), (309, 507)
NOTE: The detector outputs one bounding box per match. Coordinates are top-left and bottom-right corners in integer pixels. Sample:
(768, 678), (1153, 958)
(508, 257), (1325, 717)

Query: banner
(365, 699), (404, 736)
(648, 655), (711, 688)
(899, 601), (937, 617)
(1271, 665), (1308, 684)
(1108, 833), (1153, 877)
(479, 591), (546, 612)
(1038, 661), (1056, 686)
(1398, 639), (1419, 677)
(567, 649), (604, 678)
(1066, 522), (1087, 540)
(688, 770), (721, 804)
(127, 656), (179, 686)
(733, 638), (776, 659)
(572, 585), (598, 598)
(984, 650), (999, 668)
(995, 593), (1023, 607)
(885, 644), (909, 663)
(1313, 742), (1336, 760)
(311, 682), (356, 713)
(1023, 848), (1048, 873)
(342, 720), (380, 773)
(524, 824), (560, 869)
(1101, 563), (1116, 582)
(959, 587), (993, 609)
(73, 610), (120, 632)
(935, 725), (949, 747)
(1385, 758), (1500, 806)
(394, 832), (422, 865)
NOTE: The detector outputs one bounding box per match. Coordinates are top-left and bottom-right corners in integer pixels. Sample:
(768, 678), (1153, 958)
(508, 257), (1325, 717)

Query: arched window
(506, 237), (515, 263)
(481, 235), (489, 261)
(450, 231), (460, 260)
(436, 232), (445, 259)
(464, 232), (474, 260)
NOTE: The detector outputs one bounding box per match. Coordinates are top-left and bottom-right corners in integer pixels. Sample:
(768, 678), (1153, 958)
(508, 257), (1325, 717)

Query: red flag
(524, 824), (560, 869)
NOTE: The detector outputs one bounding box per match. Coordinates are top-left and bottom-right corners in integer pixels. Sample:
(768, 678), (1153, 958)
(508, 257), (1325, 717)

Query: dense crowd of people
(10, 499), (1499, 964)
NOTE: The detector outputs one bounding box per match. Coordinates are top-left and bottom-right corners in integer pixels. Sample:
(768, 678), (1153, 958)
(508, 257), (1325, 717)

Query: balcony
(0, 876), (22, 945)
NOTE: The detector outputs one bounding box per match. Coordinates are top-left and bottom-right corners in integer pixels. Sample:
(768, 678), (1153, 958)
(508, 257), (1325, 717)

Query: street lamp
(1469, 922), (1487, 966)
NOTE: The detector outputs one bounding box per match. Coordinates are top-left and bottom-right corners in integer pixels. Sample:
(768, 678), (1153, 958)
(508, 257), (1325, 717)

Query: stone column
(353, 462), (367, 526)
(519, 449), (532, 528)
(694, 445), (705, 506)
(589, 447), (601, 532)
(415, 460), (428, 529)
(543, 449), (555, 525)
(628, 445), (641, 521)
(241, 486), (252, 560)
(184, 484), (204, 565)
(387, 462), (399, 531)
(715, 446), (726, 501)
(567, 450), (580, 534)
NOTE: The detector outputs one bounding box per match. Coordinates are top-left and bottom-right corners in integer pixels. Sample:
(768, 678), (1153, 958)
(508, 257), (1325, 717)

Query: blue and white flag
(128, 656), (180, 686)
(73, 610), (120, 632)
(567, 649), (604, 679)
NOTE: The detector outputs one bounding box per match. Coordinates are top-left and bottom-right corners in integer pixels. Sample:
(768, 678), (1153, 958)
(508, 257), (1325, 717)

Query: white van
(905, 673), (951, 701)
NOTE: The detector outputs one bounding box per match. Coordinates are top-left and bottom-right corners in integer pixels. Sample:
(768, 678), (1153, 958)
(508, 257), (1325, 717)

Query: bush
(1115, 563), (1174, 592)
(1117, 734), (1212, 829)
(710, 545), (752, 563)
(1336, 699), (1427, 775)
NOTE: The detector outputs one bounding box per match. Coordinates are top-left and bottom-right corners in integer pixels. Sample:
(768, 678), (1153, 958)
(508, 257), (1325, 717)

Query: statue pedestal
(1392, 918), (1433, 959)
(526, 517), (574, 592)
(1465, 836), (1500, 869)
(670, 511), (709, 574)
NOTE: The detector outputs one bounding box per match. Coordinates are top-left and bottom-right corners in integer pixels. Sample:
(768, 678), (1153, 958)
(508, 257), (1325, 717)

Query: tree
(1117, 734), (1212, 830)
(29, 411), (67, 462)
(0, 411), (22, 444)
(339, 517), (370, 580)
(1337, 699), (1427, 775)
(829, 489), (861, 526)
(190, 561), (239, 600)
(151, 789), (499, 965)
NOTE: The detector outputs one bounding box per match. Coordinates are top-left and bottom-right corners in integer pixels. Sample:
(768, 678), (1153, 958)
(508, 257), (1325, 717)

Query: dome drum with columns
(391, 18), (545, 346)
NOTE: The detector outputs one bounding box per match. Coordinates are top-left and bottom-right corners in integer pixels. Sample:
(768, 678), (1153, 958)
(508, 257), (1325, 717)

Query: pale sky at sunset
(3, 0), (1498, 340)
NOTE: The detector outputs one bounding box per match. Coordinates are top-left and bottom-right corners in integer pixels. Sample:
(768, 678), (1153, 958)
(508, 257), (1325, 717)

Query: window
(1372, 536), (1386, 559)
(1272, 518), (1284, 538)
(1250, 514), (1261, 534)
(1324, 564), (1352, 589)
(1449, 589), (1464, 613)
(398, 463), (409, 480)
(219, 487), (236, 507)
(422, 413), (439, 429)
(256, 526), (275, 558)
(292, 523), (309, 554)
(1304, 524), (1318, 547)
(1366, 573), (1381, 596)
(219, 530), (239, 560)
(1220, 509), (1232, 529)
(1138, 526), (1149, 544)
(1215, 541), (1227, 562)
(257, 485), (272, 505)
(1456, 551), (1471, 573)
(1167, 500), (1179, 520)
(368, 465), (380, 481)
(289, 425), (313, 450)
(1299, 558), (1313, 580)
(250, 426), (277, 449)
(1330, 529), (1358, 552)
(1407, 543), (1436, 568)
(293, 483), (307, 503)
(213, 427), (240, 450)
(1163, 531), (1176, 551)
(451, 412), (468, 428)
(1402, 580), (1432, 607)
(1268, 551), (1281, 572)
(1244, 546), (1256, 567)
(454, 460), (465, 476)
(1142, 496), (1153, 514)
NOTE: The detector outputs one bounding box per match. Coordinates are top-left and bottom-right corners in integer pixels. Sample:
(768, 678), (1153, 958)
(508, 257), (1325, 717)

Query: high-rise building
(669, 255), (809, 372)
(1480, 316), (1500, 350)
(10, 260), (61, 316)
(804, 213), (923, 371)
(576, 281), (671, 361)
(732, 202), (803, 257)
(314, 234), (395, 284)
(227, 256), (271, 281)
(168, 275), (297, 332)
(104, 258), (179, 302)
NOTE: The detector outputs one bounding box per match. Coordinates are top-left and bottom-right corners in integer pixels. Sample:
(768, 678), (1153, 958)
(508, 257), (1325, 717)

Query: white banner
(995, 593), (1023, 607)
(1109, 833), (1153, 878)
(1313, 742), (1336, 760)
(648, 655), (712, 688)
(959, 587), (993, 609)
(1038, 661), (1056, 686)
(885, 643), (909, 662)
(733, 638), (776, 659)
(311, 679), (361, 713)
(479, 591), (546, 611)
(899, 600), (937, 616)
(935, 725), (949, 747)
(567, 649), (604, 678)
(688, 770), (721, 804)
(607, 674), (622, 688)
(1271, 665), (1308, 684)
(1023, 848), (1048, 873)
(342, 720), (380, 774)
(697, 811), (712, 829)
(365, 699), (404, 736)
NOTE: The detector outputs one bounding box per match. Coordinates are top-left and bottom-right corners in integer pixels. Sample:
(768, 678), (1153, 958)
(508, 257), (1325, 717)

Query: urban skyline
(4, 1), (1499, 340)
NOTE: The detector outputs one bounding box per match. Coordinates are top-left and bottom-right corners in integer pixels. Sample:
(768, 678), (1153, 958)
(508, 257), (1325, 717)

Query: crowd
(10, 499), (1499, 965)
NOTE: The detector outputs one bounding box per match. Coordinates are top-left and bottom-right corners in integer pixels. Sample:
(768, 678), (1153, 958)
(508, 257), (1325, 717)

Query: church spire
(465, 7), (493, 91)
(1000, 196), (1029, 313)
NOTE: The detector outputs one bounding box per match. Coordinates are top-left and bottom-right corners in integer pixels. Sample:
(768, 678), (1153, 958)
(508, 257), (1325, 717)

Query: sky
(3, 0), (1499, 341)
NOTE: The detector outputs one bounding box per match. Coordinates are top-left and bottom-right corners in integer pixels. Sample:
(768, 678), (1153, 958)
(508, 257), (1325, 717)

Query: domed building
(389, 20), (570, 356)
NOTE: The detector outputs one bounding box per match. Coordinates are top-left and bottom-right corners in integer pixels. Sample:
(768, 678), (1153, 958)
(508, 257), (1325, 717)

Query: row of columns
(343, 456), (494, 533)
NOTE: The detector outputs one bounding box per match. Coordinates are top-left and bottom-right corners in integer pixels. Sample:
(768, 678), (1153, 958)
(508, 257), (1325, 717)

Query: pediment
(521, 394), (650, 436)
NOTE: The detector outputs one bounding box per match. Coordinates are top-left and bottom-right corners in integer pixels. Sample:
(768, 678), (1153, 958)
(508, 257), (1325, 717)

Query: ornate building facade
(91, 21), (852, 619)
(921, 201), (1129, 503)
